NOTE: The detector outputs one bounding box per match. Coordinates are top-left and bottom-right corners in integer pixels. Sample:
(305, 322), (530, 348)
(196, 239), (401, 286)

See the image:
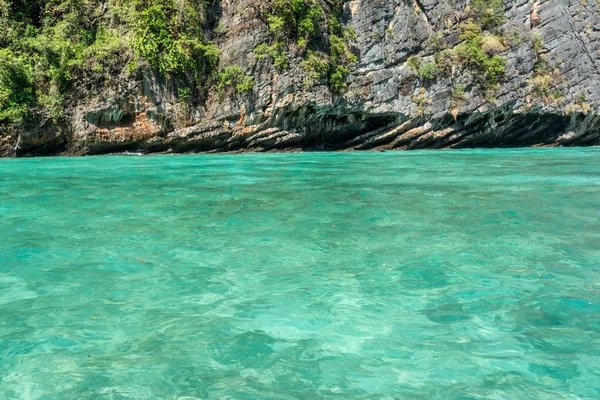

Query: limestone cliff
(3, 0), (600, 157)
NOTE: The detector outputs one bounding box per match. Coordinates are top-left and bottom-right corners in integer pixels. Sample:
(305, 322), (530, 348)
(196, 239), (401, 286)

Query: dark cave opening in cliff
(306, 113), (400, 150)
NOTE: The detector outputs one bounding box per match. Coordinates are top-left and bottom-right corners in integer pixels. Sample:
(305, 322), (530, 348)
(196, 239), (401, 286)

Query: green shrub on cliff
(133, 2), (219, 76)
(454, 0), (507, 90)
(0, 49), (35, 123)
(413, 0), (508, 98)
(0, 0), (99, 121)
(419, 62), (439, 81)
(267, 0), (323, 46)
(257, 0), (356, 93)
(454, 36), (506, 86)
(452, 84), (468, 101)
(254, 41), (289, 70)
(0, 0), (223, 127)
(328, 65), (350, 93)
(434, 50), (454, 77)
(216, 66), (254, 94)
(260, 0), (325, 66)
(407, 55), (421, 74)
(470, 0), (505, 29)
(301, 51), (330, 86)
(459, 21), (483, 42)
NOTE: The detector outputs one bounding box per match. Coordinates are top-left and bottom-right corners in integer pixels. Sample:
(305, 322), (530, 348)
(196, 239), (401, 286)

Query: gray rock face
(5, 0), (600, 156)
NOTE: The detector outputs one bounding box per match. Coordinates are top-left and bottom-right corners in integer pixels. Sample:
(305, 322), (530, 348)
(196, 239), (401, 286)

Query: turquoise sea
(1, 149), (599, 399)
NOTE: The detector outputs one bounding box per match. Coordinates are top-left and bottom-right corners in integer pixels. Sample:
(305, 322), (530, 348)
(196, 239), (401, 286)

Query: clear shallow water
(1, 149), (599, 399)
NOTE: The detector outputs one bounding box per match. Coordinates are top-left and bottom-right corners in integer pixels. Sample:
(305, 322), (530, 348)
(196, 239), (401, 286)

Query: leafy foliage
(407, 55), (421, 74)
(481, 35), (505, 55)
(454, 36), (506, 86)
(414, 2), (508, 95)
(459, 21), (483, 42)
(254, 41), (289, 70)
(256, 0), (356, 93)
(452, 84), (468, 101)
(470, 0), (505, 30)
(132, 1), (219, 76)
(301, 51), (329, 86)
(418, 62), (439, 81)
(328, 65), (349, 93)
(267, 0), (323, 46)
(434, 50), (454, 77)
(0, 0), (221, 127)
(0, 49), (35, 123)
(216, 66), (254, 94)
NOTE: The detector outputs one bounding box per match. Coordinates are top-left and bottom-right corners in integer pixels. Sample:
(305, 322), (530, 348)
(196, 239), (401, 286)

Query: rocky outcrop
(3, 0), (599, 156)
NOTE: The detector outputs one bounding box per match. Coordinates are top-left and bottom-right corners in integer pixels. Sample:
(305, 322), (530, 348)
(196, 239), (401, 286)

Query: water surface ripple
(1, 149), (599, 399)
